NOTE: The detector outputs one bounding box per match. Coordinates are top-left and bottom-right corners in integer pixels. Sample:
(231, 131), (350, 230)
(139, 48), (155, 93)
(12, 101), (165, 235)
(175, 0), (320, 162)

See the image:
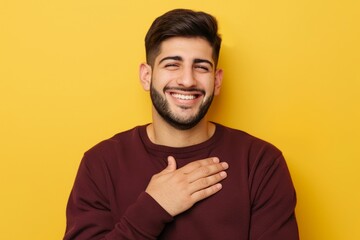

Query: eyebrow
(159, 56), (214, 68)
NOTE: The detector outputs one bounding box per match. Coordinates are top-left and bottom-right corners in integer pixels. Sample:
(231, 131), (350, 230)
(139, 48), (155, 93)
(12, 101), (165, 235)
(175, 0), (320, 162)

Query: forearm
(64, 192), (173, 240)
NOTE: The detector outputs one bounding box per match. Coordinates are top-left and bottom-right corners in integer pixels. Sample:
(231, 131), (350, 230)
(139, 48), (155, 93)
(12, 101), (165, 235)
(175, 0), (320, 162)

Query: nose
(176, 66), (196, 87)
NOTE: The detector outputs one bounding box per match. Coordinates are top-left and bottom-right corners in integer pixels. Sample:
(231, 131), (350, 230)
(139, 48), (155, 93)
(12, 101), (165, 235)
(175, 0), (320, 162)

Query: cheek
(198, 74), (219, 95)
(199, 76), (216, 91)
(152, 70), (172, 82)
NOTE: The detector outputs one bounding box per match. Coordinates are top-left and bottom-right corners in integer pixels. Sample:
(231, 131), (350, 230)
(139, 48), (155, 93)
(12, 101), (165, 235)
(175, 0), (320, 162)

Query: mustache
(163, 87), (206, 95)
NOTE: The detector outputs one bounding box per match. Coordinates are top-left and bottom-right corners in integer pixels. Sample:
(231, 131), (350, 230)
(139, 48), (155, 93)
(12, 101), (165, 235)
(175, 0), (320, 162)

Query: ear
(214, 68), (223, 96)
(139, 63), (152, 91)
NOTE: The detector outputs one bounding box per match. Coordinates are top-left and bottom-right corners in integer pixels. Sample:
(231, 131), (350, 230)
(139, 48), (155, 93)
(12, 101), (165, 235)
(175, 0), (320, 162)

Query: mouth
(165, 87), (205, 100)
(164, 88), (205, 107)
(170, 92), (199, 100)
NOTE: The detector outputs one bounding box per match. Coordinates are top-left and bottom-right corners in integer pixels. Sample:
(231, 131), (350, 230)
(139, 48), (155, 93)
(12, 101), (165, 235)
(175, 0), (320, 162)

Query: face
(140, 37), (223, 130)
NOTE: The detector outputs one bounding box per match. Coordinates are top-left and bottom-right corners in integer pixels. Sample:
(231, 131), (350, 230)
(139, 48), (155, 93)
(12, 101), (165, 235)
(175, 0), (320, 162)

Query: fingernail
(221, 162), (229, 169)
(220, 171), (227, 178)
(213, 157), (220, 163)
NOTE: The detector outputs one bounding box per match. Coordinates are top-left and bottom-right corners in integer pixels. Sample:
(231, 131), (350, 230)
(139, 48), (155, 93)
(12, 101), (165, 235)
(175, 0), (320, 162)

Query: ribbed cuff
(123, 192), (173, 238)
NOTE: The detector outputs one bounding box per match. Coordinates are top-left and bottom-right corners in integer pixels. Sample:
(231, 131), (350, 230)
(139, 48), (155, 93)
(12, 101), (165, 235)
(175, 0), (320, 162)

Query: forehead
(155, 37), (214, 63)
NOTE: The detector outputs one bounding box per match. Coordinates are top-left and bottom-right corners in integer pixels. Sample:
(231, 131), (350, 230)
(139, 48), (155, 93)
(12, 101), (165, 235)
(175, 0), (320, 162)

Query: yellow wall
(1, 0), (359, 239)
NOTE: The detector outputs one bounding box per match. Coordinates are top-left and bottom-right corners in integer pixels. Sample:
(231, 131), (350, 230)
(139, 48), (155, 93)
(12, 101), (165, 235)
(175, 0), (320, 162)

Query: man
(64, 9), (299, 240)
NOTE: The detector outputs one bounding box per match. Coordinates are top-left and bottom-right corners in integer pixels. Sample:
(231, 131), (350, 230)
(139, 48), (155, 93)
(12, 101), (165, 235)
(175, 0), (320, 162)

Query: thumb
(164, 156), (177, 172)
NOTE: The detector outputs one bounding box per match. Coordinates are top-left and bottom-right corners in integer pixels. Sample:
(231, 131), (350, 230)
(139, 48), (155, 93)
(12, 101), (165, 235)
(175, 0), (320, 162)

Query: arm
(64, 155), (173, 240)
(64, 155), (228, 239)
(249, 154), (299, 240)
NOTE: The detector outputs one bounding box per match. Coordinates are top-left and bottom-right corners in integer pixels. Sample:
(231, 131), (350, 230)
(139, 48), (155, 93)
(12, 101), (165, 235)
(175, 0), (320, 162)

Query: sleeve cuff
(122, 192), (173, 237)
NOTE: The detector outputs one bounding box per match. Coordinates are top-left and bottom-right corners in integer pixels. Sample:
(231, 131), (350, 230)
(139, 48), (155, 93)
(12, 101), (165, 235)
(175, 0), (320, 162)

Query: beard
(150, 83), (214, 130)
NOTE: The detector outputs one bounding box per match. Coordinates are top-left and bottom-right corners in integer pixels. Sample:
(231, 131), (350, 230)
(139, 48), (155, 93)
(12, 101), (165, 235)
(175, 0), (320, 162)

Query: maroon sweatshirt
(64, 123), (299, 239)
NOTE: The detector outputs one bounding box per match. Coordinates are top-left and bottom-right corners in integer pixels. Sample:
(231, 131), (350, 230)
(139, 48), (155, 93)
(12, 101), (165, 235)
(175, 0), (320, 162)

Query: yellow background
(1, 0), (359, 239)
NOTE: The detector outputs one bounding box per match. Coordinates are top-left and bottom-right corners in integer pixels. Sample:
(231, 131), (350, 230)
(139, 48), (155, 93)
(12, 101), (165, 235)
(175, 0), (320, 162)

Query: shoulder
(90, 125), (144, 150)
(215, 123), (285, 173)
(81, 125), (146, 165)
(216, 123), (282, 156)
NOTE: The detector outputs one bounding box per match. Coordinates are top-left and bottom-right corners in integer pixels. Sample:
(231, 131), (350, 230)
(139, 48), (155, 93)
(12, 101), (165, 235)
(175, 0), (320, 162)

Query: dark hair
(145, 9), (222, 67)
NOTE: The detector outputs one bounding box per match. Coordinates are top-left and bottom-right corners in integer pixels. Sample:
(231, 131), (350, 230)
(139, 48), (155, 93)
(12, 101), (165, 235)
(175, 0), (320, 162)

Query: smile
(171, 93), (197, 100)
(165, 87), (205, 102)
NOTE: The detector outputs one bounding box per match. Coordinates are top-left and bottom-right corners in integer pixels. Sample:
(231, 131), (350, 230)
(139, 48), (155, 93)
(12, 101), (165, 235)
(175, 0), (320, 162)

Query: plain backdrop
(1, 0), (359, 239)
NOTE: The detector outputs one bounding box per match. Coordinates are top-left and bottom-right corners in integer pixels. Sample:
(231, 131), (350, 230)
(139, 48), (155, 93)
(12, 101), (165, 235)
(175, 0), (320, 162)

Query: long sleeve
(64, 153), (173, 240)
(64, 124), (299, 239)
(249, 152), (299, 240)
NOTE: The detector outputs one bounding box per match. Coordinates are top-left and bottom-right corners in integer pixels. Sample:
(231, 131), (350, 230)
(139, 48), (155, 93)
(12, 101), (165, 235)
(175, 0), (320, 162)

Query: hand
(145, 156), (229, 216)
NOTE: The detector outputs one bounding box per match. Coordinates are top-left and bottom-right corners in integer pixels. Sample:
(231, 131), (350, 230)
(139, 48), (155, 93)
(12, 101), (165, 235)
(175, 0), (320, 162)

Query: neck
(147, 116), (215, 148)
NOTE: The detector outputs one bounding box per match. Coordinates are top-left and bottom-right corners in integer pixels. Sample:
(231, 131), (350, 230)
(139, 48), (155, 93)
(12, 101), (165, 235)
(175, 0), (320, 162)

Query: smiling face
(140, 37), (223, 130)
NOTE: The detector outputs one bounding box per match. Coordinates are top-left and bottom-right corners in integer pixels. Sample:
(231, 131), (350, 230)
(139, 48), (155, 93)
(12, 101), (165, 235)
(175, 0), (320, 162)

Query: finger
(179, 157), (220, 174)
(160, 156), (177, 174)
(188, 171), (227, 193)
(187, 162), (229, 183)
(191, 183), (223, 202)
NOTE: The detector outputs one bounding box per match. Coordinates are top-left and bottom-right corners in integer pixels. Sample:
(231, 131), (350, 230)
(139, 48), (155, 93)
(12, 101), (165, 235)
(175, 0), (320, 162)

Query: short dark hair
(145, 9), (222, 67)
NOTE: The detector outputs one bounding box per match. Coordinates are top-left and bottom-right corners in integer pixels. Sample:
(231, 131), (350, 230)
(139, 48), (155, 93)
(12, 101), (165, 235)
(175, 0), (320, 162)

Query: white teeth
(172, 93), (196, 100)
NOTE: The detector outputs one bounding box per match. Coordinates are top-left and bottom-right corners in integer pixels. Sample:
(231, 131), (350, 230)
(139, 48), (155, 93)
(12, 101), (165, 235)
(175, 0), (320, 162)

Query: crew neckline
(139, 122), (224, 159)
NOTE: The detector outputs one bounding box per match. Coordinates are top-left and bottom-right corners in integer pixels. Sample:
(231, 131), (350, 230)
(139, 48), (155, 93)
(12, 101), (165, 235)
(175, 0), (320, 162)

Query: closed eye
(194, 65), (210, 72)
(164, 63), (180, 69)
(165, 63), (178, 67)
